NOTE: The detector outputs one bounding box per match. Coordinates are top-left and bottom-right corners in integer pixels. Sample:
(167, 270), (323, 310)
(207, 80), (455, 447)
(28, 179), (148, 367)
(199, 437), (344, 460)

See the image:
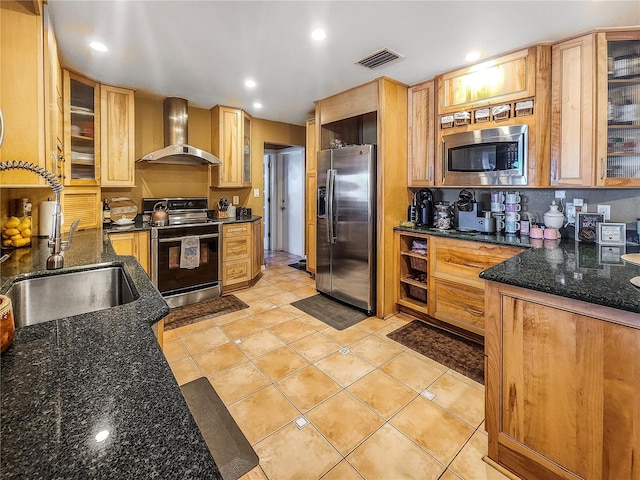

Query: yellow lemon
(22, 228), (32, 238)
(4, 228), (19, 237)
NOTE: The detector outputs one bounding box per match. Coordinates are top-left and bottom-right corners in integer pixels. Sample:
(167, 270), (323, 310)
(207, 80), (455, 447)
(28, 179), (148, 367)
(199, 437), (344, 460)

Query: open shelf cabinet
(397, 232), (429, 314)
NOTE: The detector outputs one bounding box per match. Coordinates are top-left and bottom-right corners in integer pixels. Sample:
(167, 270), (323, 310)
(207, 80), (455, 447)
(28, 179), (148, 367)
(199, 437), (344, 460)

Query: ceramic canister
(0, 295), (15, 354)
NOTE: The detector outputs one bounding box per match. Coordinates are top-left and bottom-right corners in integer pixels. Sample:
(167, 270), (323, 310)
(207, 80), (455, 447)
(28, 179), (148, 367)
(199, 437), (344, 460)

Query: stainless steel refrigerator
(316, 145), (376, 314)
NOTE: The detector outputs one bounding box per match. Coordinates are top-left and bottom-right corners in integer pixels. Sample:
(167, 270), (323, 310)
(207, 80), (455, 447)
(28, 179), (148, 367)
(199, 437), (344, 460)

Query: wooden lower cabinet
(222, 221), (260, 291)
(108, 230), (150, 275)
(431, 279), (485, 335)
(485, 281), (640, 480)
(396, 231), (429, 314)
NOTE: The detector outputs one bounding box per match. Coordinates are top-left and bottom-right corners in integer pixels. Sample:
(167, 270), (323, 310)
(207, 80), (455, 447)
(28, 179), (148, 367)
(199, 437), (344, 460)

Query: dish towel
(180, 236), (200, 269)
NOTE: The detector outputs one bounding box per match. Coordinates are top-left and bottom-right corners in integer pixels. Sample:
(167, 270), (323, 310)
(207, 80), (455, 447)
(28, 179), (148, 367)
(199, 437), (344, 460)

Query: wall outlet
(232, 196), (239, 205)
(597, 204), (611, 220)
(253, 189), (260, 198)
(555, 190), (566, 200)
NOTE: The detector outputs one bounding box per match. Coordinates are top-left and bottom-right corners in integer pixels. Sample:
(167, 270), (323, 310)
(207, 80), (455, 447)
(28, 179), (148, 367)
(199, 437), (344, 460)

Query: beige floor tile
(236, 329), (285, 358)
(276, 365), (341, 412)
(314, 351), (375, 387)
(233, 289), (264, 303)
(348, 334), (404, 366)
(162, 328), (178, 342)
(448, 367), (486, 391)
(170, 318), (216, 337)
(253, 346), (309, 381)
(449, 430), (512, 480)
(245, 298), (278, 316)
(180, 326), (228, 355)
(381, 351), (446, 392)
(271, 279), (308, 292)
(270, 319), (317, 343)
(251, 285), (287, 297)
(297, 276), (316, 287)
(168, 357), (202, 386)
(272, 304), (305, 317)
(220, 317), (265, 340)
(347, 424), (445, 480)
(290, 285), (318, 298)
(208, 361), (269, 405)
(389, 311), (416, 324)
(356, 316), (390, 333)
(391, 397), (475, 465)
(265, 291), (300, 307)
(429, 372), (485, 427)
(320, 326), (368, 346)
(227, 385), (300, 444)
(440, 470), (463, 480)
(347, 370), (416, 419)
(374, 321), (410, 338)
(253, 308), (297, 328)
(192, 342), (248, 376)
(255, 422), (341, 480)
(321, 460), (364, 480)
(252, 278), (273, 288)
(307, 390), (384, 455)
(238, 465), (269, 480)
(290, 332), (341, 362)
(212, 309), (251, 326)
(162, 338), (189, 362)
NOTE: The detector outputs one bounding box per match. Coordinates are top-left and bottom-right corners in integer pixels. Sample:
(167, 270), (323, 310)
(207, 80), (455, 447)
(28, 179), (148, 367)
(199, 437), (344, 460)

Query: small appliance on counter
(455, 189), (496, 233)
(408, 188), (434, 227)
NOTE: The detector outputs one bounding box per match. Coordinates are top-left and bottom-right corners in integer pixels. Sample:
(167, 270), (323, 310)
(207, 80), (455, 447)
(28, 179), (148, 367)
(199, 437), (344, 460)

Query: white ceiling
(48, 1), (640, 126)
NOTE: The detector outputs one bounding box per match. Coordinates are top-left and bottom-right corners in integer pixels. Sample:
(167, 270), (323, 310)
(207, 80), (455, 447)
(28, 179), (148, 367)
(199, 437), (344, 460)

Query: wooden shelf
(397, 297), (428, 314)
(400, 250), (428, 259)
(400, 276), (428, 289)
(71, 134), (94, 142)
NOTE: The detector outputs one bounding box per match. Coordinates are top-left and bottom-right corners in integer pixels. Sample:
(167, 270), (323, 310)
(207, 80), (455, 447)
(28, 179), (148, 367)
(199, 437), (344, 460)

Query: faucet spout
(0, 160), (78, 270)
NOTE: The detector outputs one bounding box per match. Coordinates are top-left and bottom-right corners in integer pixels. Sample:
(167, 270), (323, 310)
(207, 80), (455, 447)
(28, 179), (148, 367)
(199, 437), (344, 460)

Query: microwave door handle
(327, 169), (336, 244)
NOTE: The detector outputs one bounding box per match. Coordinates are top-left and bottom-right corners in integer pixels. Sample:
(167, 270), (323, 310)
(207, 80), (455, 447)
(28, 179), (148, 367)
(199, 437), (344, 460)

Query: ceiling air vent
(356, 48), (403, 69)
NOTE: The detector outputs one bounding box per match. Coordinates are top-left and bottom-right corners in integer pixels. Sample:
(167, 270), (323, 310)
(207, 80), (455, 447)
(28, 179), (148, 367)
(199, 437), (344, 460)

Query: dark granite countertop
(395, 225), (640, 314)
(1, 230), (222, 479)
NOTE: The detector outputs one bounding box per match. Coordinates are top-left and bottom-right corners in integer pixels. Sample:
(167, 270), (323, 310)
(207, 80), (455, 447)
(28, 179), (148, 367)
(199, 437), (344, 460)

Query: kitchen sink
(6, 265), (138, 328)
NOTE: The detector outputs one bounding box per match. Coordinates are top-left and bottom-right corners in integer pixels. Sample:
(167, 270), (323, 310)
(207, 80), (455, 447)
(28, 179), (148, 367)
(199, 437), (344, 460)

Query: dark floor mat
(387, 320), (484, 385)
(290, 294), (369, 330)
(288, 262), (307, 272)
(180, 378), (259, 480)
(163, 295), (249, 331)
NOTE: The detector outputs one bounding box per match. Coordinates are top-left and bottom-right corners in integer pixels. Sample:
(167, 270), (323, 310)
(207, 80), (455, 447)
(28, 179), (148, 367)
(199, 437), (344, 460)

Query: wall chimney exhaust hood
(137, 97), (222, 166)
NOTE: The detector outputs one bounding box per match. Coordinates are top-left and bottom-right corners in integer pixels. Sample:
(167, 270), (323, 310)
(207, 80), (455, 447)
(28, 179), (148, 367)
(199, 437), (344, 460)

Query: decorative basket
(409, 256), (427, 272)
(492, 104), (511, 121)
(474, 108), (491, 123)
(515, 100), (534, 117)
(408, 285), (427, 302)
(453, 111), (471, 126)
(440, 115), (454, 129)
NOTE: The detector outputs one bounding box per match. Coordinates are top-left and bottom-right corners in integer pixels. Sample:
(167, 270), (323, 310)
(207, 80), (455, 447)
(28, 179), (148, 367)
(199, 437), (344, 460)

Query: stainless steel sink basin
(6, 265), (138, 327)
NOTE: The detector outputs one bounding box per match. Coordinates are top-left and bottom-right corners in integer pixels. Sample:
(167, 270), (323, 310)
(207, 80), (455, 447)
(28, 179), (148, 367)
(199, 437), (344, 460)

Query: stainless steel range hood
(137, 97), (222, 166)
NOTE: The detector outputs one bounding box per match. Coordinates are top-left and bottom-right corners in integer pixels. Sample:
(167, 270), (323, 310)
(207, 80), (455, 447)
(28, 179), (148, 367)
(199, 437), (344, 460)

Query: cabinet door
(136, 230), (150, 275)
(242, 112), (251, 186)
(0, 3), (48, 186)
(63, 70), (100, 186)
(209, 106), (243, 187)
(595, 30), (640, 187)
(223, 236), (250, 261)
(306, 173), (317, 274)
(252, 220), (262, 277)
(61, 187), (100, 231)
(408, 81), (435, 186)
(432, 278), (485, 336)
(550, 34), (595, 186)
(109, 231), (150, 275)
(44, 5), (64, 184)
(100, 85), (135, 187)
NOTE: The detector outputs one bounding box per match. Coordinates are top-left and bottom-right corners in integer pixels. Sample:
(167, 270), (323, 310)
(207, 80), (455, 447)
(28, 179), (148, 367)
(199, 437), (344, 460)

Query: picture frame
(597, 222), (626, 245)
(575, 212), (604, 243)
(598, 245), (626, 265)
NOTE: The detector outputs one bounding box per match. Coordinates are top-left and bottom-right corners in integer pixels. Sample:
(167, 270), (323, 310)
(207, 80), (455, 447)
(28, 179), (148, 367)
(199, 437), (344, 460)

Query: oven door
(151, 225), (221, 307)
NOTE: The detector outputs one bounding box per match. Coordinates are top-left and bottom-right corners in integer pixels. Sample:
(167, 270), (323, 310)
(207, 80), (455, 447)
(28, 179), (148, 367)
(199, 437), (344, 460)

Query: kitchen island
(0, 230), (222, 479)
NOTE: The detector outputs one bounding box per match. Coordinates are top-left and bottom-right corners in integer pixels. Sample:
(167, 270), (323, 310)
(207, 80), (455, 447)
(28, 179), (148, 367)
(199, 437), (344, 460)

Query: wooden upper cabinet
(100, 84), (135, 187)
(209, 106), (251, 188)
(0, 2), (48, 186)
(63, 70), (100, 186)
(438, 48), (536, 114)
(550, 34), (596, 187)
(305, 118), (317, 275)
(44, 4), (64, 184)
(408, 80), (435, 186)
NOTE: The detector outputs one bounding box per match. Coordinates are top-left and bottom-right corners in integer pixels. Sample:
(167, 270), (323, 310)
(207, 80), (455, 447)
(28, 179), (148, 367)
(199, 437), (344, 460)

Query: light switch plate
(597, 204), (611, 221)
(233, 196), (239, 205)
(253, 189), (260, 198)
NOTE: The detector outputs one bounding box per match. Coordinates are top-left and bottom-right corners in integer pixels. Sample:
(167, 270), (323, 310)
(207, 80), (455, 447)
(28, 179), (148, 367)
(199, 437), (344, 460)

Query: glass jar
(435, 202), (453, 230)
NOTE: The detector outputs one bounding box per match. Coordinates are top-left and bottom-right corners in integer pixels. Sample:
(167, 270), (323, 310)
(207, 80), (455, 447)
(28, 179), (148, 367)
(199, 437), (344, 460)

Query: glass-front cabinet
(243, 112), (251, 185)
(63, 70), (100, 185)
(597, 31), (640, 186)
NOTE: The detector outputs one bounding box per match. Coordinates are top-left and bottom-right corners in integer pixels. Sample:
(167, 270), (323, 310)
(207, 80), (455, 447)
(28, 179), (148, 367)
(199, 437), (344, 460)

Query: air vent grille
(356, 48), (403, 69)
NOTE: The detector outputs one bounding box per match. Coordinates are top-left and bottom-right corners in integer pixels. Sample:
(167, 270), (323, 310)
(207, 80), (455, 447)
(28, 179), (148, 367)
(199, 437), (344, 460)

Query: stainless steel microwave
(441, 125), (528, 186)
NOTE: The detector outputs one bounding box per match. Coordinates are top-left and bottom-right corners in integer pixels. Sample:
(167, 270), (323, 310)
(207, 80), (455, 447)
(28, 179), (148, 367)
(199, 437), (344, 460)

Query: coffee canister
(0, 295), (15, 353)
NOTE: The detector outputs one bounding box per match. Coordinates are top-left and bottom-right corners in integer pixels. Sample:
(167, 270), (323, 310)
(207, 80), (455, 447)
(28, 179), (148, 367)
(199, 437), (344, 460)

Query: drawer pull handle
(462, 262), (483, 269)
(464, 307), (483, 316)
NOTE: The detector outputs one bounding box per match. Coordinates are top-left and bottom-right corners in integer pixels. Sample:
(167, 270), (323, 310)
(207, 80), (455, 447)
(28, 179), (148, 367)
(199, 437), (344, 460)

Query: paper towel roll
(39, 201), (62, 237)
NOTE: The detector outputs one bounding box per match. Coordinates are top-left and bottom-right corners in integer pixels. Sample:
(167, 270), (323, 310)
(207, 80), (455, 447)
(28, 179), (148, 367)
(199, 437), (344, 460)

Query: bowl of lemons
(2, 216), (32, 248)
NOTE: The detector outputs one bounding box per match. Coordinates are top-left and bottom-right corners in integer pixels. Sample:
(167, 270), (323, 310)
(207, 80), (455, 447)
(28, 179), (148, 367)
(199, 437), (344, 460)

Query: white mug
(505, 212), (520, 222)
(491, 192), (505, 203)
(506, 193), (521, 204)
(505, 220), (520, 233)
(491, 202), (505, 212)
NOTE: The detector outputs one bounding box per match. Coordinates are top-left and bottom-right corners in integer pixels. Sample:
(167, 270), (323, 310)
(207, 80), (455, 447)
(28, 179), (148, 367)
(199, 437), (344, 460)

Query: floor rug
(288, 262), (306, 272)
(291, 294), (369, 330)
(181, 378), (259, 480)
(387, 320), (484, 385)
(163, 295), (249, 331)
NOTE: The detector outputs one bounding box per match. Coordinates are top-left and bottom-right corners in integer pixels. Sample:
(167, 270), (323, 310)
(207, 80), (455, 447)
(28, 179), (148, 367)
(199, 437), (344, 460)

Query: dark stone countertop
(0, 230), (222, 479)
(394, 225), (640, 314)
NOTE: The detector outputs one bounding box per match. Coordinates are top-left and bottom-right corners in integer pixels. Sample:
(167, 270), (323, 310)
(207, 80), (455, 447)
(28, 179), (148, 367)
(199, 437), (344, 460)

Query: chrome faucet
(0, 160), (80, 269)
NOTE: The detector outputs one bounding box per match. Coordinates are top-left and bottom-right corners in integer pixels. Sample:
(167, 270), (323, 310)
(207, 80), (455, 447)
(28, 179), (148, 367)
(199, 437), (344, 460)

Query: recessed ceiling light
(465, 51), (481, 62)
(89, 41), (108, 52)
(253, 102), (262, 109)
(244, 79), (256, 88)
(311, 28), (326, 41)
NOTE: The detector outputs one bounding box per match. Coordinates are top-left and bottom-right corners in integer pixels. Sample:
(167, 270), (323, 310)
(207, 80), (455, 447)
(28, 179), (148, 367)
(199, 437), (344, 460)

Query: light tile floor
(163, 250), (514, 480)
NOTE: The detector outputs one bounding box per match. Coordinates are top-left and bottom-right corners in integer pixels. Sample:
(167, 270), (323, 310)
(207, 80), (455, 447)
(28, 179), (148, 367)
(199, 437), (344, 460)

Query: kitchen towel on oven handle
(180, 236), (200, 269)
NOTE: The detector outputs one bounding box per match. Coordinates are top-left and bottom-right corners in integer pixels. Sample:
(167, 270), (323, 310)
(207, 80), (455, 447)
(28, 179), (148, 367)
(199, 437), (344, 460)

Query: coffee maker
(408, 188), (434, 227)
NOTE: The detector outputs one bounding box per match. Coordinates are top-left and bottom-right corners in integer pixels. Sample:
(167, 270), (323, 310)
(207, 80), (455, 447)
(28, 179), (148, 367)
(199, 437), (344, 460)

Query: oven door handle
(158, 233), (219, 243)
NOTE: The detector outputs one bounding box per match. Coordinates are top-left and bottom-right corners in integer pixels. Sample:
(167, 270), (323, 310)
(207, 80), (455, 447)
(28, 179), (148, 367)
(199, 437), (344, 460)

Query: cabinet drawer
(433, 279), (485, 335)
(223, 223), (251, 238)
(432, 238), (522, 289)
(223, 258), (251, 285)
(223, 236), (250, 260)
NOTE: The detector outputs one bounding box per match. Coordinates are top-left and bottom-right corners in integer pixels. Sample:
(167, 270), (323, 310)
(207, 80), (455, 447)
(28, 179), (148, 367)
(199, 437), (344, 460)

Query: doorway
(263, 145), (305, 257)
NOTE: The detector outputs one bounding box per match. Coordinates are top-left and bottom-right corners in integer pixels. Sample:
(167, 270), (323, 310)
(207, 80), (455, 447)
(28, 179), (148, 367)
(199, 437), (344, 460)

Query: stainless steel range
(142, 197), (221, 308)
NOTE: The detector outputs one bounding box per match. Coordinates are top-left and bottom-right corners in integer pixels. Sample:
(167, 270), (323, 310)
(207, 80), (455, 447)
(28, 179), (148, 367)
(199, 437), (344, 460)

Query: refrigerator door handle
(327, 169), (336, 244)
